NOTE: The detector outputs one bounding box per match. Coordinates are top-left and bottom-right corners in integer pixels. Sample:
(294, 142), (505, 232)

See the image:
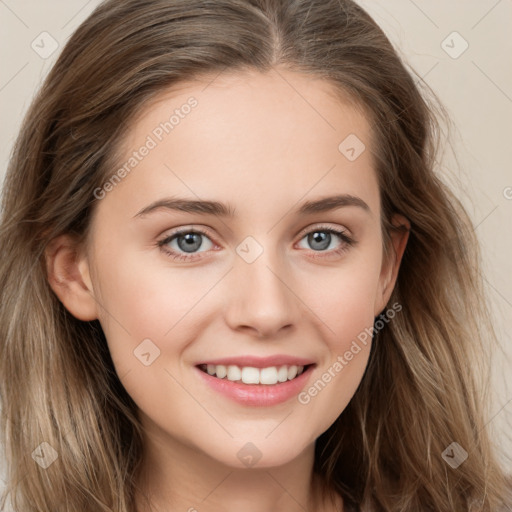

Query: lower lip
(195, 365), (315, 407)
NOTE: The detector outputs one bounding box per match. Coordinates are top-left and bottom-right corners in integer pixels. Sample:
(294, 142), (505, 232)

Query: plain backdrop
(0, 0), (511, 495)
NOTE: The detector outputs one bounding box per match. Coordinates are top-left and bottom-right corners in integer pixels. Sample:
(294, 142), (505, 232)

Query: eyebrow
(133, 194), (370, 219)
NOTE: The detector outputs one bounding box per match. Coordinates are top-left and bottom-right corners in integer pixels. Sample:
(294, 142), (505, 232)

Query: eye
(157, 227), (216, 262)
(157, 224), (355, 262)
(296, 225), (355, 258)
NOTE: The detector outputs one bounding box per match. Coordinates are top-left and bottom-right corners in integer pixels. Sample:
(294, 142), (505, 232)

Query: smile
(194, 359), (316, 406)
(198, 363), (309, 385)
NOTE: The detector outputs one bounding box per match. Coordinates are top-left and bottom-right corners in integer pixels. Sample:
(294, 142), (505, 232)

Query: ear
(374, 214), (410, 316)
(45, 234), (98, 321)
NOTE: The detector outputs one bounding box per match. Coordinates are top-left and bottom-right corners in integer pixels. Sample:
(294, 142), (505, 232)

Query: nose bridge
(224, 235), (299, 337)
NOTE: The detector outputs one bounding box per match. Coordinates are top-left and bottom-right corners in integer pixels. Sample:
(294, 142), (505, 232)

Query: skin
(46, 68), (409, 512)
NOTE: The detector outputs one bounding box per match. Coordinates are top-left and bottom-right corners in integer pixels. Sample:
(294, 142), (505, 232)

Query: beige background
(1, 0), (511, 493)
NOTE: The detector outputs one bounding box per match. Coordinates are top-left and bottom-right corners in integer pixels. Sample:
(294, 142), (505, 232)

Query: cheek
(96, 239), (218, 319)
(297, 310), (374, 438)
(295, 248), (382, 427)
(302, 244), (383, 343)
(90, 245), (211, 369)
(90, 248), (213, 418)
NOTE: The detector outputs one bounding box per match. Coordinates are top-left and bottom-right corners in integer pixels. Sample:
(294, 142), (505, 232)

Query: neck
(133, 423), (342, 512)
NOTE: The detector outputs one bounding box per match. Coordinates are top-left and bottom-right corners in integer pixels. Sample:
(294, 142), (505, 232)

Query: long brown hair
(1, 0), (510, 510)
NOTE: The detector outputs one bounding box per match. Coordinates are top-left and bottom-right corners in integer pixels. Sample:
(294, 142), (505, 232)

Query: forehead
(100, 68), (379, 222)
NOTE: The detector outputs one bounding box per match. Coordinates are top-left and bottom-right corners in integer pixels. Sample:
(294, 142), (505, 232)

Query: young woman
(0, 0), (510, 510)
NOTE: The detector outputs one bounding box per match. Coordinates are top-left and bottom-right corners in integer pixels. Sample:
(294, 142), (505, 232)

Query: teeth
(201, 364), (307, 385)
(215, 365), (227, 379)
(287, 365), (298, 380)
(241, 367), (260, 384)
(277, 366), (289, 382)
(260, 367), (277, 385)
(227, 365), (241, 381)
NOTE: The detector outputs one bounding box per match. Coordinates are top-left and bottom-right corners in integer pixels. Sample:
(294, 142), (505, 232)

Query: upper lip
(196, 355), (315, 368)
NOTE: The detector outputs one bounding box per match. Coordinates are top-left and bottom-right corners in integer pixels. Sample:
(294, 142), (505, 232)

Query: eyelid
(157, 222), (355, 261)
(158, 225), (219, 248)
(295, 222), (353, 240)
(159, 223), (352, 245)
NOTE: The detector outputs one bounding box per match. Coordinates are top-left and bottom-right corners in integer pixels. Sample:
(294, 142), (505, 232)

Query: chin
(200, 435), (313, 470)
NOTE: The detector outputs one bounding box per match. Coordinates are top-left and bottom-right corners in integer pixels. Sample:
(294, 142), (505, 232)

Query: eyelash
(157, 225), (355, 262)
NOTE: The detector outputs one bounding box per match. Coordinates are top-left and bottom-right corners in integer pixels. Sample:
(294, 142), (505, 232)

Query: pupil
(179, 233), (202, 253)
(309, 231), (330, 251)
(176, 231), (332, 254)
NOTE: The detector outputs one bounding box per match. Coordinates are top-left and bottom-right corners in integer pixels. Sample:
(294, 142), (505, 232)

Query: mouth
(194, 359), (316, 407)
(197, 363), (315, 385)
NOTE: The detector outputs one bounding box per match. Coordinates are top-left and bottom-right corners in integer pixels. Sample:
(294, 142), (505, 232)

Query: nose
(223, 247), (301, 339)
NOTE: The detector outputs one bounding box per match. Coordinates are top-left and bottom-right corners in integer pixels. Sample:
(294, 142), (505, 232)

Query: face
(56, 69), (406, 469)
